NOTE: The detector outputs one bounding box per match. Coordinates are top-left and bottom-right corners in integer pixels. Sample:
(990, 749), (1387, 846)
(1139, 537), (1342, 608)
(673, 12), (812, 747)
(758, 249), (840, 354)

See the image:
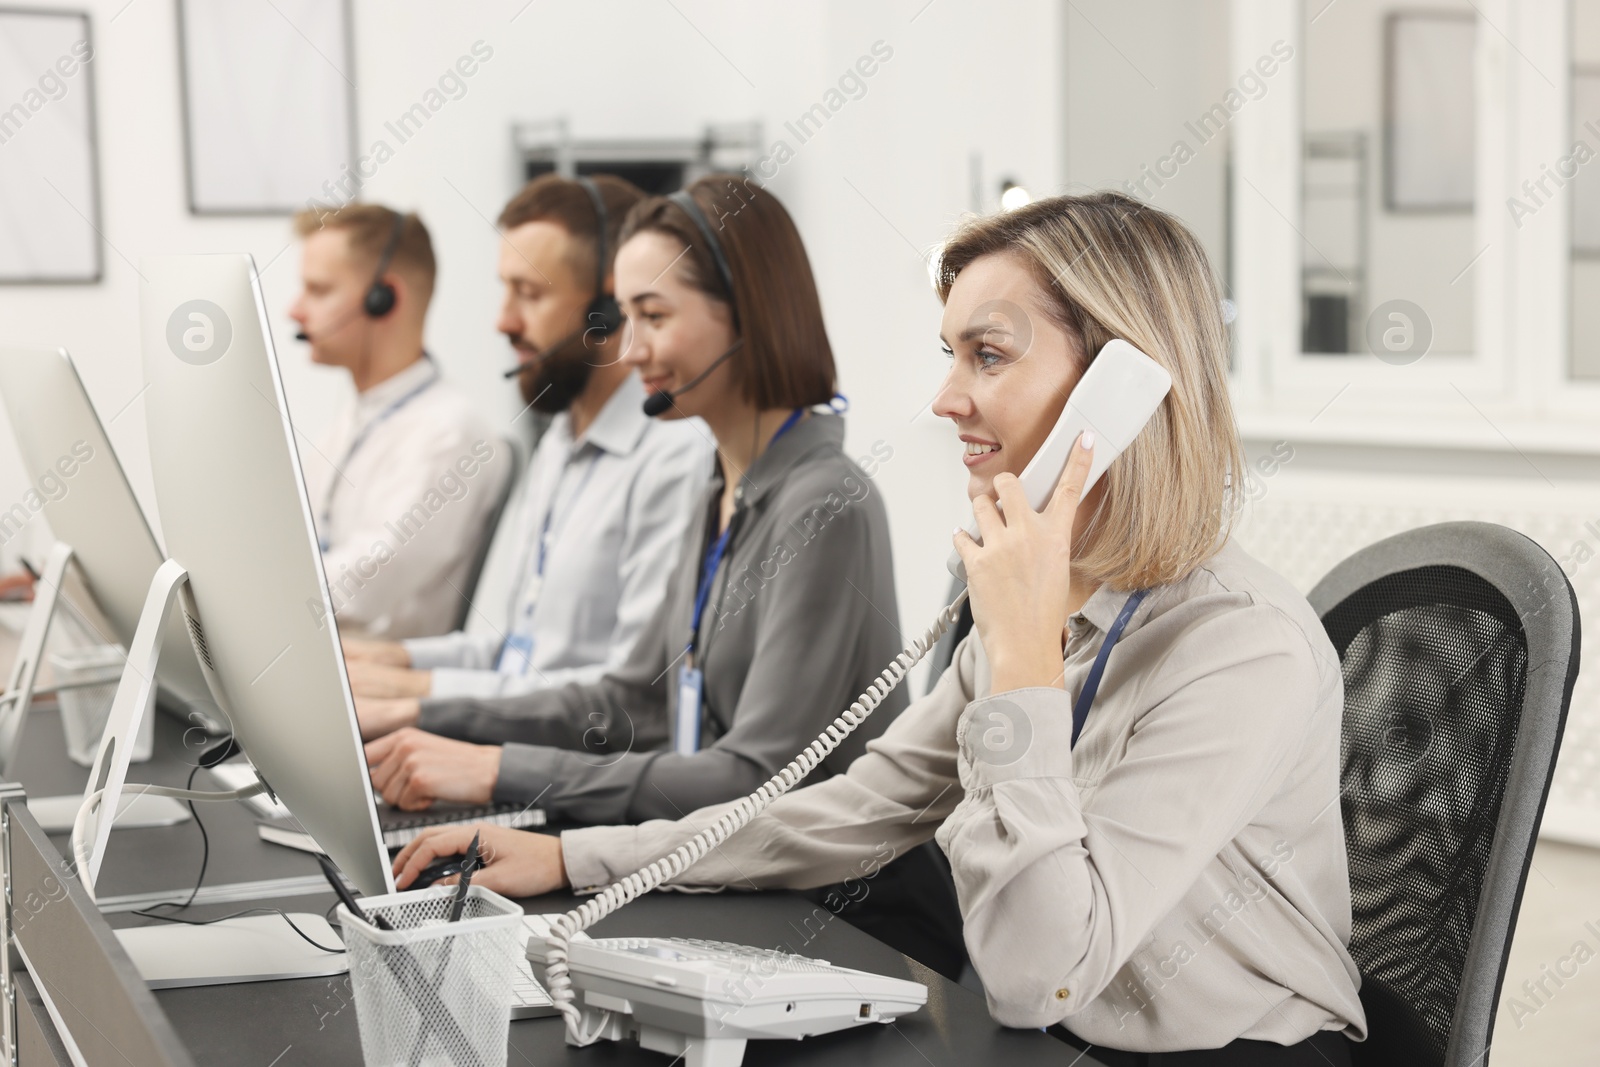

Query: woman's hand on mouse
(953, 431), (1095, 693)
(392, 824), (568, 896)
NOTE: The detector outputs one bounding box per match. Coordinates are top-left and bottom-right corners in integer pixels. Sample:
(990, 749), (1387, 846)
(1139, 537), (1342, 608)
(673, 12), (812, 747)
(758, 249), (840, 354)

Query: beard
(512, 331), (595, 412)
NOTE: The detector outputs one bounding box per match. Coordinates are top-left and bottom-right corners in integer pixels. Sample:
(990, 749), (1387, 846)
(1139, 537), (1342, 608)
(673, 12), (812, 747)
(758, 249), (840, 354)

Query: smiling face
(614, 230), (740, 420)
(932, 252), (1087, 501)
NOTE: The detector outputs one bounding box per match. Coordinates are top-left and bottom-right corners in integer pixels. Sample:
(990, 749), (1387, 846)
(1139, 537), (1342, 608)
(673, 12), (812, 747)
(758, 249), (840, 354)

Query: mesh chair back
(1309, 522), (1579, 1067)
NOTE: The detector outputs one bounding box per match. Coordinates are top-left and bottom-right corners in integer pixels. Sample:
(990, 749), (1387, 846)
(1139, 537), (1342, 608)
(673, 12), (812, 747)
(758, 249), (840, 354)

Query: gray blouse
(559, 538), (1369, 1052)
(417, 413), (909, 825)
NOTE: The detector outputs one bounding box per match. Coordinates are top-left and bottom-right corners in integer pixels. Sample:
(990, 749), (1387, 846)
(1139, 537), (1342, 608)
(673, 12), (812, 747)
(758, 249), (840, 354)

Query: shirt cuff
(959, 687), (1080, 789)
(416, 696), (472, 739)
(404, 633), (479, 670)
(427, 667), (512, 700)
(491, 742), (561, 806)
(560, 823), (645, 892)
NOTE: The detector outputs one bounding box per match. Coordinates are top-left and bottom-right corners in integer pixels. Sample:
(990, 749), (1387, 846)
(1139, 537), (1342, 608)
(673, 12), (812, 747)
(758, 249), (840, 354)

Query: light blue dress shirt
(403, 374), (711, 697)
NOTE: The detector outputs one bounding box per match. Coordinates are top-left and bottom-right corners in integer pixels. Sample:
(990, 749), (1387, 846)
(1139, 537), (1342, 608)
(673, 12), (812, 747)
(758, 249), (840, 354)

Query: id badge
(496, 632), (534, 674)
(675, 664), (703, 755)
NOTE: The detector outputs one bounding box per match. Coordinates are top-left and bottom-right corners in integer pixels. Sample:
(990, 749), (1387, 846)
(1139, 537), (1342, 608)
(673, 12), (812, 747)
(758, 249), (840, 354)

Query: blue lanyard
(685, 408), (805, 657)
(687, 524), (735, 655)
(535, 451), (603, 580)
(507, 449), (604, 628)
(1071, 589), (1149, 748)
(318, 359), (440, 548)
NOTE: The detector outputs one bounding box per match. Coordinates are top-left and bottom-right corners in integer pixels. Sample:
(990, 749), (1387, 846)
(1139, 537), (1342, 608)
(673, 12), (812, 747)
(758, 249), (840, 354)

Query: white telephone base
(528, 934), (927, 1067)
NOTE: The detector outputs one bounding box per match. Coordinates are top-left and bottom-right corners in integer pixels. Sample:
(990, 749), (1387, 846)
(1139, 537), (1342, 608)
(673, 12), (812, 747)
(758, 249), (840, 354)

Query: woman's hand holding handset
(952, 431), (1095, 693)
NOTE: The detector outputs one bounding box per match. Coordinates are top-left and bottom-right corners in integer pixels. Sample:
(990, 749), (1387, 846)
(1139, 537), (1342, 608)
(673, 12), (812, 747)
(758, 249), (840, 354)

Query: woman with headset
(361, 175), (968, 975)
(359, 173), (907, 813)
(392, 191), (1367, 1063)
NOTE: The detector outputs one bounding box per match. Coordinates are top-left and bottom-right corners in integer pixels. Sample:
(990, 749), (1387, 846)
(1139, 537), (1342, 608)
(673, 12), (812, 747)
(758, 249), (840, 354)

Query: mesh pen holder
(338, 885), (524, 1067)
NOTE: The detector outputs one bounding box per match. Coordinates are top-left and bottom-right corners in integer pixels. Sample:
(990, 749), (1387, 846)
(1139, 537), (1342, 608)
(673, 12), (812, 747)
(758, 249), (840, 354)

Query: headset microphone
(641, 339), (742, 417)
(642, 188), (743, 419)
(641, 390), (672, 418)
(293, 211), (407, 346)
(502, 346), (553, 379)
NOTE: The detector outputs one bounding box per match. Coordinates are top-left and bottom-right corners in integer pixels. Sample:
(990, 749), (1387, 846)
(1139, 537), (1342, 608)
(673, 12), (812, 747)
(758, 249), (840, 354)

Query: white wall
(0, 0), (1064, 648)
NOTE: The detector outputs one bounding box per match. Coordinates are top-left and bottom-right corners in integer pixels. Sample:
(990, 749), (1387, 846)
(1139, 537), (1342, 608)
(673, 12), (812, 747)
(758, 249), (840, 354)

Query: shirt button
(1055, 988), (1070, 1000)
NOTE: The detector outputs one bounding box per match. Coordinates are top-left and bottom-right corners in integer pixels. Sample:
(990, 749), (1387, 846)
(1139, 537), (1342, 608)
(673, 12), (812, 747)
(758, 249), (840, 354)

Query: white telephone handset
(540, 340), (1173, 1062)
(947, 338), (1173, 581)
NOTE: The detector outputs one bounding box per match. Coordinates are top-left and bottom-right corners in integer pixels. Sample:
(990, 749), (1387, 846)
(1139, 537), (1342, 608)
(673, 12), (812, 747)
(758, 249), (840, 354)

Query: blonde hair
(292, 203), (437, 310)
(935, 191), (1243, 591)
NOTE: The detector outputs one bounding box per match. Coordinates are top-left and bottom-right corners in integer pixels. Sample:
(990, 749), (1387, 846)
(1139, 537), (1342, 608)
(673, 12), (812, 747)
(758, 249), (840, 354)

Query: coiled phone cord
(542, 589), (969, 1045)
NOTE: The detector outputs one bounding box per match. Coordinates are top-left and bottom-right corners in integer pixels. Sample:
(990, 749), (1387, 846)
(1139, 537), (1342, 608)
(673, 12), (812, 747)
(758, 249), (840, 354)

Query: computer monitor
(0, 346), (224, 736)
(133, 253), (392, 897)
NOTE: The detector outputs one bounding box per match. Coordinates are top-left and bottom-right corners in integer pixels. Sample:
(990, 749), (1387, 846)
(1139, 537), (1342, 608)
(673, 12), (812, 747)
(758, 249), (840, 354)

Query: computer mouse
(408, 853), (467, 890)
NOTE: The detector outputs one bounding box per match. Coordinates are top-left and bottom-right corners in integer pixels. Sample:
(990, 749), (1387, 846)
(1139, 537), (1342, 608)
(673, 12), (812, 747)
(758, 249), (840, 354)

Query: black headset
(669, 188), (738, 329)
(577, 177), (625, 338)
(638, 186), (746, 418)
(362, 211), (407, 319)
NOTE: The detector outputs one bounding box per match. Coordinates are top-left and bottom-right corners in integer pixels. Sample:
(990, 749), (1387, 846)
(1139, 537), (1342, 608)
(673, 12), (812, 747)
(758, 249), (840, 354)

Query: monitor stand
(0, 541), (188, 831)
(118, 914), (348, 989)
(75, 559), (349, 987)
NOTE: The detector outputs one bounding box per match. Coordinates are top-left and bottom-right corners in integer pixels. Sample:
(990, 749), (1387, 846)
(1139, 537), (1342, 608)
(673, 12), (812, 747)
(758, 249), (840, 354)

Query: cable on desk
(129, 906), (345, 953)
(122, 738), (341, 953)
(133, 763), (209, 912)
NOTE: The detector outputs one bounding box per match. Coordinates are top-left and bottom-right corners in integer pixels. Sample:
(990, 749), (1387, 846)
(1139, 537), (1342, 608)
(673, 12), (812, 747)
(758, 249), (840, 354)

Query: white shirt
(301, 356), (511, 640)
(404, 373), (711, 698)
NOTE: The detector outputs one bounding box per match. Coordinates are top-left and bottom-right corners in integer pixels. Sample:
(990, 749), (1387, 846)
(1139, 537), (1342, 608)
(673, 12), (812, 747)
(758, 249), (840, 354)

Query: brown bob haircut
(497, 173), (644, 293)
(618, 174), (836, 409)
(935, 191), (1244, 592)
(292, 203), (437, 309)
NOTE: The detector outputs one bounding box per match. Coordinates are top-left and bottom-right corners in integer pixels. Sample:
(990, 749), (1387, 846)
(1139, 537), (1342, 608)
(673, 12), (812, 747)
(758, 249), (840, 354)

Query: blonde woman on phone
(393, 192), (1367, 1065)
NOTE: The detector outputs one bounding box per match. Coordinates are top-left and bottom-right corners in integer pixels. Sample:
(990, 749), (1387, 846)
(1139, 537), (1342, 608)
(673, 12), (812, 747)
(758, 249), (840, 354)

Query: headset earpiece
(362, 279), (397, 318)
(577, 177), (624, 340)
(363, 212), (406, 320)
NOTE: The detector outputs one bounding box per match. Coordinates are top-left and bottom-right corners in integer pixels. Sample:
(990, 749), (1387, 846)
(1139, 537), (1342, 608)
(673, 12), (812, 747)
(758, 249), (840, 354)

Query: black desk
(15, 704), (327, 902)
(8, 704), (1101, 1065)
(119, 891), (1085, 1066)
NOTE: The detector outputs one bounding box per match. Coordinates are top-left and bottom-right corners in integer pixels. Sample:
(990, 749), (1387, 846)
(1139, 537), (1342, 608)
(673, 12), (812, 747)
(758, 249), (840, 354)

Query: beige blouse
(560, 539), (1369, 1053)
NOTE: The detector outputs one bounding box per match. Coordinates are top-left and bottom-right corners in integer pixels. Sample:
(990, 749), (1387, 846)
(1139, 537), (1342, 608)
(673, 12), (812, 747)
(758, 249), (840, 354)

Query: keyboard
(525, 931), (926, 1064)
(255, 801), (546, 855)
(513, 913), (590, 1020)
(378, 802), (546, 850)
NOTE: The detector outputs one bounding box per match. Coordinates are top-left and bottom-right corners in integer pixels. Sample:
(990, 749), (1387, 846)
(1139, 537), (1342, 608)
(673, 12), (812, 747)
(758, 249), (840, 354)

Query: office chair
(450, 439), (523, 633)
(1308, 521), (1580, 1067)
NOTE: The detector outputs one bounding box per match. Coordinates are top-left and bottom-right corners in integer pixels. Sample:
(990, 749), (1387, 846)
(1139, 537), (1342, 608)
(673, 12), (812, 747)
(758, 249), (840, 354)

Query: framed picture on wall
(177, 0), (357, 215)
(0, 7), (101, 284)
(1384, 11), (1476, 213)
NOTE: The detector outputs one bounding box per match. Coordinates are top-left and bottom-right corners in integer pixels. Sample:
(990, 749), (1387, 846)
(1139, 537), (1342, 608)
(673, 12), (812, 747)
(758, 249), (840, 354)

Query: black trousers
(1052, 1027), (1354, 1067)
